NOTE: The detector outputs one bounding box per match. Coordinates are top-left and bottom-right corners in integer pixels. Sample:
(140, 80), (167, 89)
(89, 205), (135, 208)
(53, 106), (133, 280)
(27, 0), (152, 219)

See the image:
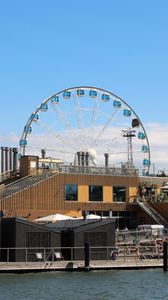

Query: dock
(0, 257), (163, 273)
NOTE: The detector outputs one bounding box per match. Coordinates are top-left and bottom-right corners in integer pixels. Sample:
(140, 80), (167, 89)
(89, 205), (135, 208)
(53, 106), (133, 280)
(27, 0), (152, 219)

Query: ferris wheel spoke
(73, 94), (89, 150)
(27, 145), (74, 156)
(34, 120), (79, 152)
(87, 95), (102, 147)
(50, 102), (79, 148)
(90, 108), (122, 148)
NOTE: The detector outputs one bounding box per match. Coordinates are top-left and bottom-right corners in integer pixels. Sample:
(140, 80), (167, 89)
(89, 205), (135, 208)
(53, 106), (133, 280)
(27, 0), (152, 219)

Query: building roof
(45, 217), (116, 232)
(2, 217), (60, 234)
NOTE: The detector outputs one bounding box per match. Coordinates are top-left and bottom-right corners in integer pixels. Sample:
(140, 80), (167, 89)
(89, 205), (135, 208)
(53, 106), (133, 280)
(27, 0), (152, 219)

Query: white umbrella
(86, 214), (102, 219)
(160, 185), (168, 189)
(34, 213), (74, 223)
(76, 214), (107, 220)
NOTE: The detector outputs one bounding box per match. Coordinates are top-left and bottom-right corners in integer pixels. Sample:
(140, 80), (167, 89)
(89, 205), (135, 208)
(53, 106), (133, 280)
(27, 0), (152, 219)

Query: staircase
(0, 170), (59, 200)
(136, 198), (168, 228)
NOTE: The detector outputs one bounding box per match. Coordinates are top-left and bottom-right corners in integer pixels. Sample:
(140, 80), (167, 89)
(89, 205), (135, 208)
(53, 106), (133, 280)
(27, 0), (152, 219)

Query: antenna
(123, 130), (136, 168)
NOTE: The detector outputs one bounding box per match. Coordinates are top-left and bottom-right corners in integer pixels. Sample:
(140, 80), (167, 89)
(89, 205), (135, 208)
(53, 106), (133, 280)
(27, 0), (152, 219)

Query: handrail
(59, 164), (139, 177)
(136, 198), (168, 227)
(0, 171), (59, 200)
(148, 200), (168, 223)
(0, 245), (163, 264)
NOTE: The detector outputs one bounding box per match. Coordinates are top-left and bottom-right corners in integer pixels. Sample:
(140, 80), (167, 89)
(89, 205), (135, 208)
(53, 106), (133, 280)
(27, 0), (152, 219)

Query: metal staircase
(136, 198), (168, 228)
(0, 170), (59, 200)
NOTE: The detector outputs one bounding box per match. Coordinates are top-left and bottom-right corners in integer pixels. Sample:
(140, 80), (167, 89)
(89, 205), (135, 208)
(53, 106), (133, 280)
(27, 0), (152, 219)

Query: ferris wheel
(20, 86), (151, 174)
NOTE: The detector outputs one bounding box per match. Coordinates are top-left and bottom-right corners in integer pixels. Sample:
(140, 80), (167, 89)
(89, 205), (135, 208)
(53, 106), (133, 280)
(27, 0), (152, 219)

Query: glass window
(113, 186), (126, 202)
(89, 185), (103, 201)
(65, 184), (78, 201)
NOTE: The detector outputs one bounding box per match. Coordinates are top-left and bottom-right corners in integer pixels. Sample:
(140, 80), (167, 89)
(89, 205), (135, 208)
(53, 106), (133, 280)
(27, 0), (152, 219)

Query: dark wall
(1, 218), (116, 262)
(73, 220), (116, 260)
(1, 218), (60, 262)
(14, 220), (60, 262)
(15, 221), (60, 248)
(1, 218), (16, 248)
(61, 230), (74, 260)
(74, 221), (115, 246)
(1, 218), (16, 261)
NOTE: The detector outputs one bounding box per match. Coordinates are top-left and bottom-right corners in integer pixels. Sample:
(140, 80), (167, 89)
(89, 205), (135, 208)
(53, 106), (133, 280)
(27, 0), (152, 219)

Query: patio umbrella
(34, 213), (74, 223)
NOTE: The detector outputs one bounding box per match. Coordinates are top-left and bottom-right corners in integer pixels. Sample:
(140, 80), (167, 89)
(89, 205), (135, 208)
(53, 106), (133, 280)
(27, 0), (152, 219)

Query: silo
(13, 148), (18, 171)
(1, 146), (5, 173)
(9, 148), (13, 171)
(5, 147), (9, 172)
(104, 153), (109, 168)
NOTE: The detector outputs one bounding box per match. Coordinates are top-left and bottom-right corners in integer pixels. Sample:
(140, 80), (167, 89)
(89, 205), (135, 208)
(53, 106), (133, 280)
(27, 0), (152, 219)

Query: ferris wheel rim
(20, 85), (151, 172)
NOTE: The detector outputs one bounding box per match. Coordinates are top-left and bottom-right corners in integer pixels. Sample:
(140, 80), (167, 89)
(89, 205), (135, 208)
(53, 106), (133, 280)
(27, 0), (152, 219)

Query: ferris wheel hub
(88, 148), (97, 160)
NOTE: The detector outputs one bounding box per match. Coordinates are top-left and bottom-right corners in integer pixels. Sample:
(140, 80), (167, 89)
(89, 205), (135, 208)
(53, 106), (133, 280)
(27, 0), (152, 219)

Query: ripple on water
(0, 269), (168, 300)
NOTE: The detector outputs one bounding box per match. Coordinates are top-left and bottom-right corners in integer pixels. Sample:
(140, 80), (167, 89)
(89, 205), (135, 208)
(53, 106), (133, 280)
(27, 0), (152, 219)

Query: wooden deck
(0, 257), (163, 273)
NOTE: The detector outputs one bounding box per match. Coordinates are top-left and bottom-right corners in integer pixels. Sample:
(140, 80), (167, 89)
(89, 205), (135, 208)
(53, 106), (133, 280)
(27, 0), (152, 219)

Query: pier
(0, 256), (163, 273)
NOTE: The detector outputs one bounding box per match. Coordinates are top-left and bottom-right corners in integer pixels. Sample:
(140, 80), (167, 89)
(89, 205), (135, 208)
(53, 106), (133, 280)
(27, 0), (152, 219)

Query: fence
(0, 245), (163, 264)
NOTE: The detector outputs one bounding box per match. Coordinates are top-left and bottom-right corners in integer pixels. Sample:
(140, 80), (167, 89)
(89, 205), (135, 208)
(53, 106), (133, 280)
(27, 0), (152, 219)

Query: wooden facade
(1, 171), (139, 221)
(2, 155), (167, 228)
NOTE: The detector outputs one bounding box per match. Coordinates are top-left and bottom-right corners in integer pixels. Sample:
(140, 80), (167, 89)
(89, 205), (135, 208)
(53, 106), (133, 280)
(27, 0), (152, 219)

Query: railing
(58, 165), (139, 177)
(136, 198), (168, 226)
(116, 227), (168, 260)
(0, 170), (59, 200)
(0, 245), (163, 264)
(148, 200), (168, 226)
(116, 229), (155, 245)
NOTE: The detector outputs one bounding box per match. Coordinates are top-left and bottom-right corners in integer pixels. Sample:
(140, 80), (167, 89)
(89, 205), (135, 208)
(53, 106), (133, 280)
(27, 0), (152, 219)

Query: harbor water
(0, 269), (167, 300)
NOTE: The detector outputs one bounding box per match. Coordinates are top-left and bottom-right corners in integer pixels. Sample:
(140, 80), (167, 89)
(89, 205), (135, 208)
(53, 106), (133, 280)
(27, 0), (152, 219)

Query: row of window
(65, 184), (126, 202)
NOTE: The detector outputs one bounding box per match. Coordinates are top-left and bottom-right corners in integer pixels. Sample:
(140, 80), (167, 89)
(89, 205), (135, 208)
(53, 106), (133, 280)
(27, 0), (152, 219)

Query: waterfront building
(0, 216), (116, 262)
(0, 154), (168, 229)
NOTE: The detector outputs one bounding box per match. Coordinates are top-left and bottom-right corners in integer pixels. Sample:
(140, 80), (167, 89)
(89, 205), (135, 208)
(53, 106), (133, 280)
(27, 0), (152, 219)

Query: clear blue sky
(0, 0), (168, 169)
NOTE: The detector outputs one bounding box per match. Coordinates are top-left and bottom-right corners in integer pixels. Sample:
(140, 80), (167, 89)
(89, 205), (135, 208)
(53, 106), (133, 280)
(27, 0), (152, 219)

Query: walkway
(0, 257), (163, 273)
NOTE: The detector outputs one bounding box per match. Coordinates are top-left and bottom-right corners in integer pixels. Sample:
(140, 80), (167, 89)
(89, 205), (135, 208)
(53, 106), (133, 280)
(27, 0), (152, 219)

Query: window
(65, 184), (78, 201)
(89, 185), (103, 201)
(113, 186), (126, 202)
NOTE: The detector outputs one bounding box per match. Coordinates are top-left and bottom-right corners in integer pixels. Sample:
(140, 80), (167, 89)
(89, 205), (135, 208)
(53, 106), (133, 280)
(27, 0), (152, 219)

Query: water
(0, 269), (167, 300)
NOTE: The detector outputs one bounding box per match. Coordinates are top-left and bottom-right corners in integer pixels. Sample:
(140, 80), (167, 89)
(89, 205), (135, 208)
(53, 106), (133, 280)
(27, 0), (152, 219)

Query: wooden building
(0, 155), (168, 229)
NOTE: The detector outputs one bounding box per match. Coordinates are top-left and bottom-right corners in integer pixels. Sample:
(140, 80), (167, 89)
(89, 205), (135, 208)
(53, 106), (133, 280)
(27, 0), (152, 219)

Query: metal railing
(136, 198), (168, 227)
(0, 245), (163, 264)
(0, 170), (59, 200)
(116, 229), (155, 245)
(59, 165), (139, 177)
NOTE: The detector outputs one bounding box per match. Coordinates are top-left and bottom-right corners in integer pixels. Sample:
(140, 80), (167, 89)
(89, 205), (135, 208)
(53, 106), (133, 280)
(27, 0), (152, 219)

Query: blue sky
(0, 0), (168, 171)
